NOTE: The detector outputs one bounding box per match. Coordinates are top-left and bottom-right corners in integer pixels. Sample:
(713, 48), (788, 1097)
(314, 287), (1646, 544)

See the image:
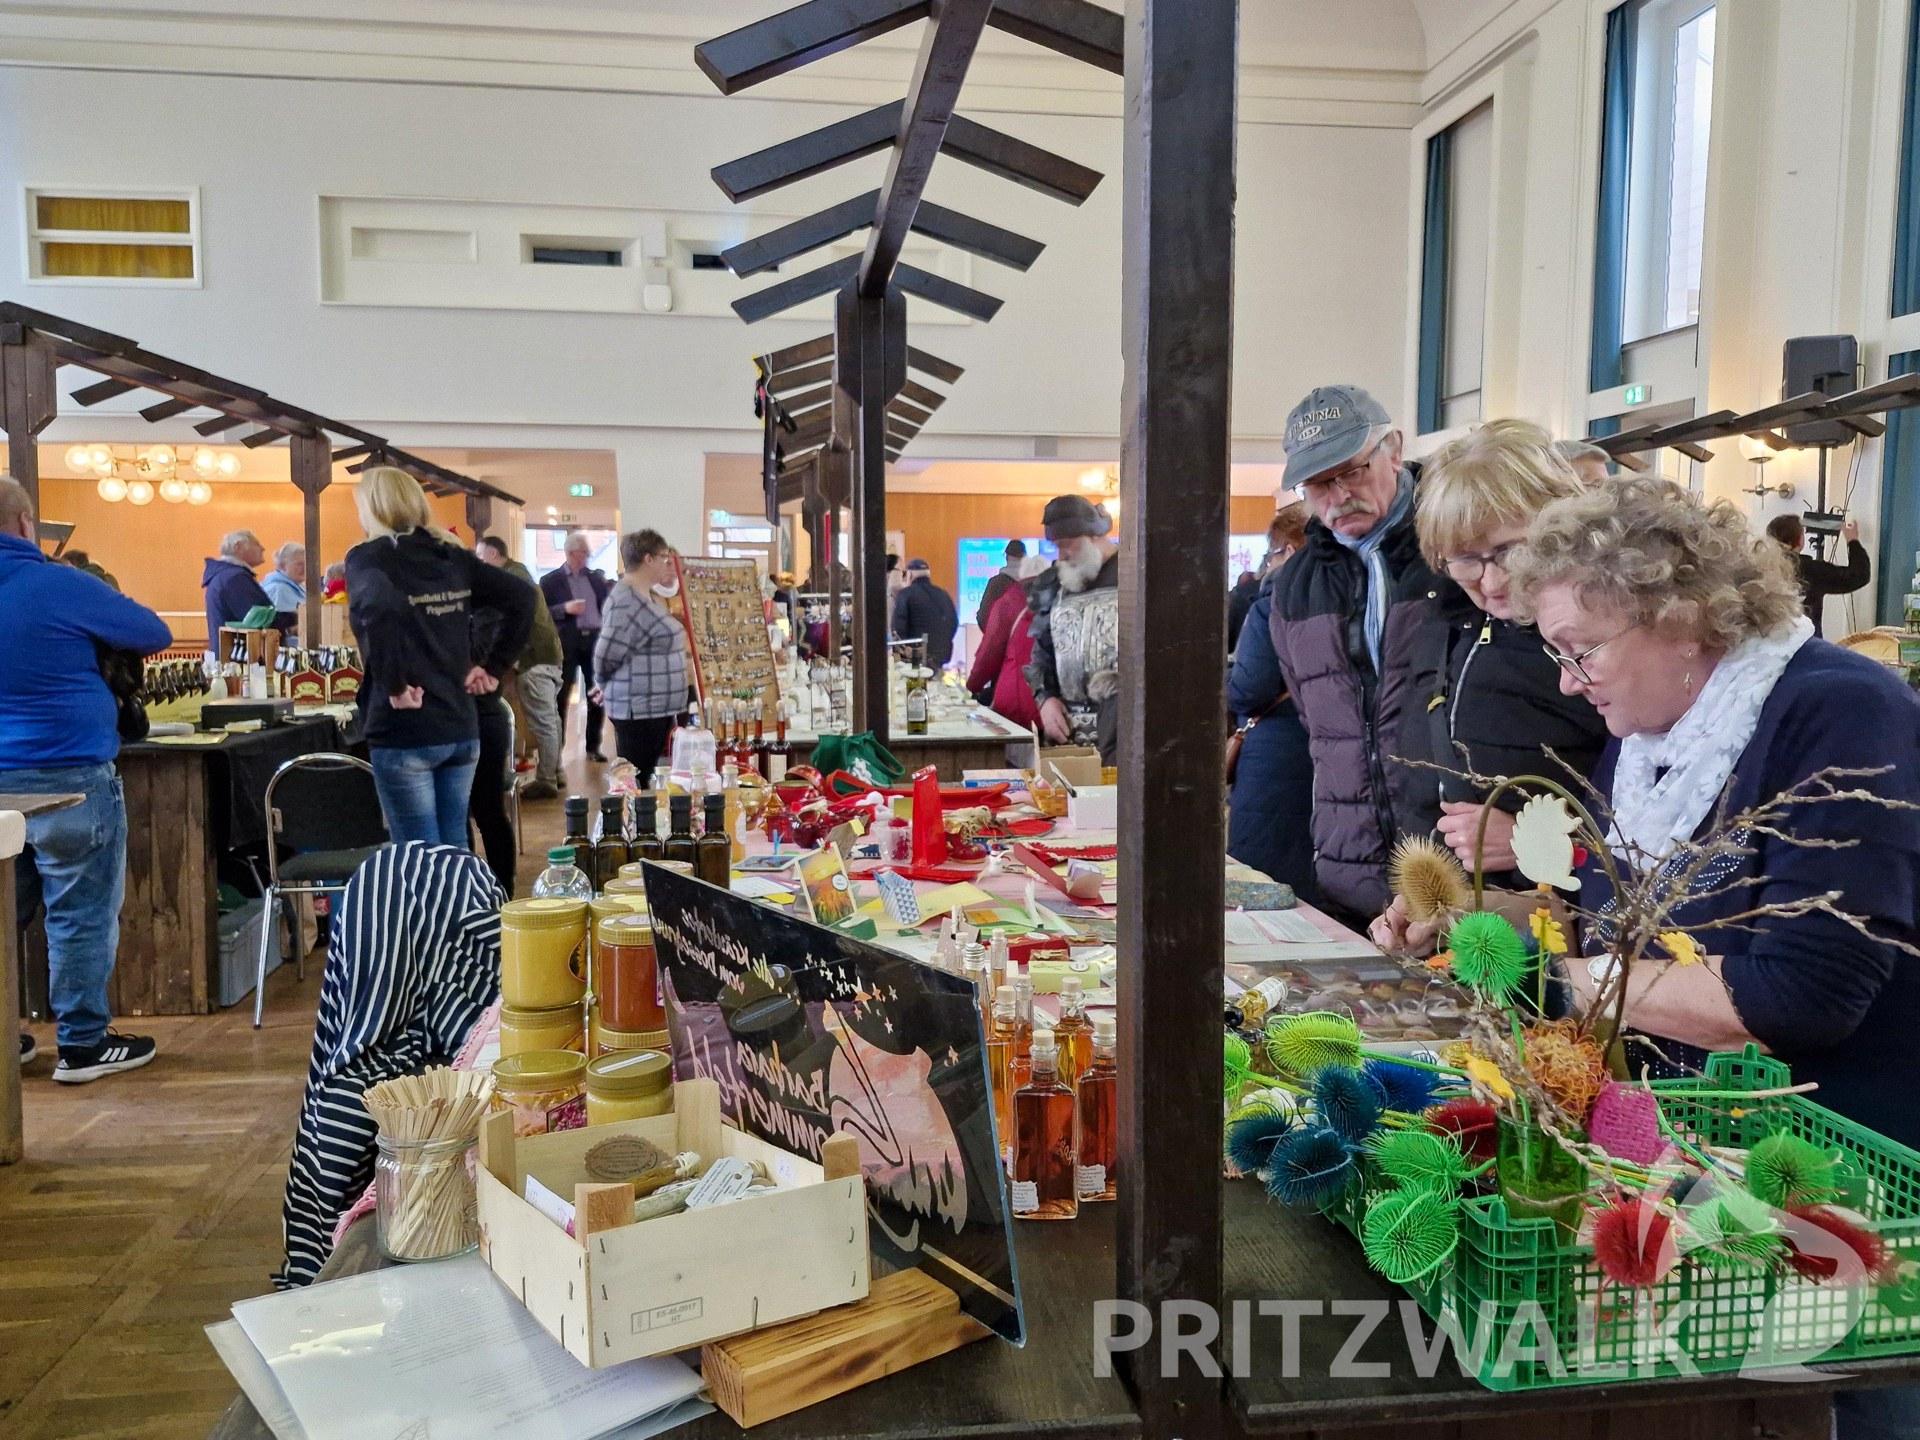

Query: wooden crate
(476, 1077), (869, 1367)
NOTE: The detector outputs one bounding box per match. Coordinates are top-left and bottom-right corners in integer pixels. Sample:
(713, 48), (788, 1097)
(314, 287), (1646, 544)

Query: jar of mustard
(591, 1006), (671, 1057)
(600, 877), (650, 900)
(584, 1049), (673, 1124)
(499, 897), (588, 1009)
(617, 862), (648, 880)
(490, 1050), (587, 1137)
(597, 913), (665, 1032)
(497, 1000), (585, 1057)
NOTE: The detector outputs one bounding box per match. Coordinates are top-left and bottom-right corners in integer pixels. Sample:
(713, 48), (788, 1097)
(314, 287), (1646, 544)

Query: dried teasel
(1521, 1020), (1609, 1123)
(1389, 834), (1471, 924)
(1265, 1011), (1363, 1076)
(1361, 1186), (1460, 1283)
(1745, 1132), (1841, 1209)
(1446, 911), (1529, 1002)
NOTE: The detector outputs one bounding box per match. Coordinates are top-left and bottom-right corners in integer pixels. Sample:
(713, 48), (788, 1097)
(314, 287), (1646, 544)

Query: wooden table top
(211, 1205), (1140, 1440)
(1222, 1176), (1920, 1430)
(0, 793), (83, 818)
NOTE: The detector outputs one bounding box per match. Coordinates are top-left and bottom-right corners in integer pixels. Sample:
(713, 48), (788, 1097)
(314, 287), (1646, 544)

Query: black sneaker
(18, 1033), (35, 1066)
(53, 1030), (156, 1084)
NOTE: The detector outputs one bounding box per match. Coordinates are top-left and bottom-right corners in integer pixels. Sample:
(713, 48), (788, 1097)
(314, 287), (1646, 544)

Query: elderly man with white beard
(1022, 493), (1121, 762)
(1265, 384), (1454, 924)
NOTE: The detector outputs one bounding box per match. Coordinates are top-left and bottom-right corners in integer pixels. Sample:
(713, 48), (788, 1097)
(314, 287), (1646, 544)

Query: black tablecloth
(117, 715), (344, 850)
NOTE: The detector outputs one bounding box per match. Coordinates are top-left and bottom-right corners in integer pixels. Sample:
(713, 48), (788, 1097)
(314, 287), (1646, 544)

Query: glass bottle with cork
(592, 795), (630, 894)
(1011, 1028), (1077, 1220)
(960, 942), (991, 1027)
(904, 665), (930, 736)
(1010, 964), (1035, 1093)
(631, 792), (664, 862)
(1075, 1011), (1117, 1202)
(987, 985), (1018, 1162)
(696, 793), (732, 886)
(662, 793), (698, 868)
(1054, 974), (1094, 1089)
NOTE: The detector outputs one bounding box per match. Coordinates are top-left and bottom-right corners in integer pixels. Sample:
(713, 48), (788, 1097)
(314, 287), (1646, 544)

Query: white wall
(0, 4), (1421, 551)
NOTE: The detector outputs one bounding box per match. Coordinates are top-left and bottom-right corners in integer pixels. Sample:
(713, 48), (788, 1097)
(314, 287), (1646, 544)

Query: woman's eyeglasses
(1443, 541), (1519, 583)
(1541, 623), (1638, 686)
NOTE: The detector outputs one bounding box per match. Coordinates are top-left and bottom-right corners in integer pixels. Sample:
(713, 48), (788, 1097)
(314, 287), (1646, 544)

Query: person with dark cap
(890, 557), (959, 668)
(1266, 383), (1452, 922)
(1024, 494), (1120, 761)
(1766, 513), (1870, 637)
(976, 538), (1027, 628)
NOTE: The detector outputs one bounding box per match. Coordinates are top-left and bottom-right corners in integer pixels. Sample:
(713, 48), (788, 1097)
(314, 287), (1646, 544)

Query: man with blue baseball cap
(1264, 384), (1450, 920)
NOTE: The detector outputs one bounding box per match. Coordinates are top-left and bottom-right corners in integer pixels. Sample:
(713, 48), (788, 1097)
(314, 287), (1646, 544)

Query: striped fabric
(272, 842), (504, 1287)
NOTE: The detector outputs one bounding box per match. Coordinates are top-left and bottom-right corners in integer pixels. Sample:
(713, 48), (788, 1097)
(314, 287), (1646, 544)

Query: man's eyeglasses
(1300, 441), (1382, 497)
(1443, 541), (1519, 583)
(1541, 623), (1638, 686)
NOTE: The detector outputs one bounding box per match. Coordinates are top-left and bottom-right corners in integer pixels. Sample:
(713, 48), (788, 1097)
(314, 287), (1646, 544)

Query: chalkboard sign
(642, 861), (1025, 1345)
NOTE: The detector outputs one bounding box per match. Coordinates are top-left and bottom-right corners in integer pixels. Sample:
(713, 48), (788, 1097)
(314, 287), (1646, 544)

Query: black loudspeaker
(1783, 334), (1858, 447)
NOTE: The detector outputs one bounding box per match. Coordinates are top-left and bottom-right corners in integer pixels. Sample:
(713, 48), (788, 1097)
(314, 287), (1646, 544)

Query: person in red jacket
(966, 556), (1047, 730)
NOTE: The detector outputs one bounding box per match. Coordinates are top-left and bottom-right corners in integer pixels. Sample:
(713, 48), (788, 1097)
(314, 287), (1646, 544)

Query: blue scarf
(1328, 466), (1414, 673)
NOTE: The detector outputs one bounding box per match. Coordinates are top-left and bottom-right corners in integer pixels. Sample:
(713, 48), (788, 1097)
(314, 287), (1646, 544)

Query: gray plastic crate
(215, 898), (280, 1010)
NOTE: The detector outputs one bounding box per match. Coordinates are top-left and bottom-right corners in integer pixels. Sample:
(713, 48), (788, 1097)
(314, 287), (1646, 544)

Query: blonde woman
(345, 467), (536, 847)
(1378, 421), (1609, 911)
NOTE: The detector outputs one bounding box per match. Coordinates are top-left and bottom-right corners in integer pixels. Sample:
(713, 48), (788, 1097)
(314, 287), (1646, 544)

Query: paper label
(1076, 1164), (1107, 1197)
(1252, 977), (1288, 1007)
(1009, 1180), (1039, 1213)
(768, 753), (787, 781)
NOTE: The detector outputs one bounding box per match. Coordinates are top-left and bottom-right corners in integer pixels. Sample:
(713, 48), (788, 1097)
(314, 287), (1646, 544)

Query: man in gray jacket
(1024, 494), (1120, 762)
(1266, 384), (1447, 922)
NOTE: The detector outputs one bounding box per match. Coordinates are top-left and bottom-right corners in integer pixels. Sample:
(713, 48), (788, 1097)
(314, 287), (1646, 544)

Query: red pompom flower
(1427, 1099), (1499, 1163)
(1784, 1204), (1890, 1285)
(1592, 1197), (1677, 1289)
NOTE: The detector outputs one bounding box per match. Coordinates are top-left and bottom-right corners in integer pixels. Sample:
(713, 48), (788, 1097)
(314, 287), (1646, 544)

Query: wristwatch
(1586, 954), (1619, 985)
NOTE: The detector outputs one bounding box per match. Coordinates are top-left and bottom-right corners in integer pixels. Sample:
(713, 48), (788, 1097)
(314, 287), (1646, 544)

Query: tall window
(1591, 1), (1717, 388)
(1416, 102), (1493, 434)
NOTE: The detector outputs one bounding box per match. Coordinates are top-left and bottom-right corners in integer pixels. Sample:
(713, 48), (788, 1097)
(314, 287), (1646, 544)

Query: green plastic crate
(1321, 1046), (1920, 1391)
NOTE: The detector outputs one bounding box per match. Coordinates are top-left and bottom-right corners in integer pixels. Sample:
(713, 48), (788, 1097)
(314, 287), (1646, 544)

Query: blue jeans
(368, 741), (481, 847)
(5, 762), (124, 1051)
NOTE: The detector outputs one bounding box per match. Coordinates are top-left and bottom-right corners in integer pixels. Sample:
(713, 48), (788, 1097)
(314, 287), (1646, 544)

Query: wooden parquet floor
(1, 755), (579, 1440)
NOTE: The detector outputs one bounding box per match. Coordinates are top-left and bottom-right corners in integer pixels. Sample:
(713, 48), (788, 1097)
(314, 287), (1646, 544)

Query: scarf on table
(1607, 615), (1814, 865)
(1328, 465), (1415, 673)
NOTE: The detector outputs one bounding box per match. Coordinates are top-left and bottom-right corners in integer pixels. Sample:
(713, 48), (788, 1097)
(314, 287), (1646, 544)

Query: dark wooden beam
(1671, 441), (1714, 463)
(289, 433), (332, 647)
(0, 329), (58, 511)
(1828, 369), (1920, 414)
(734, 255), (861, 324)
(779, 385), (834, 414)
(330, 443), (375, 463)
(761, 334), (837, 373)
(240, 427), (286, 448)
(70, 376), (141, 407)
(726, 192), (880, 278)
(986, 0), (1124, 72)
(888, 398), (933, 426)
(695, 0), (928, 95)
(859, 0), (995, 296)
(1116, 0), (1234, 1434)
(893, 262), (1002, 320)
(900, 378), (949, 411)
(768, 359), (834, 392)
(139, 396), (199, 422)
(837, 283), (907, 739)
(194, 414), (248, 436)
(1843, 412), (1888, 438)
(911, 199), (1044, 269)
(907, 346), (964, 383)
(943, 113), (1104, 204)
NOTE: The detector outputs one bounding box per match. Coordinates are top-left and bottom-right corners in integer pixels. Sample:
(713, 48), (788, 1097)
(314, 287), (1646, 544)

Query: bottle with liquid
(1011, 965), (1035, 1093)
(904, 668), (930, 736)
(987, 931), (1010, 1009)
(631, 792), (665, 862)
(1011, 1029), (1077, 1220)
(696, 793), (732, 886)
(749, 706), (768, 779)
(764, 702), (792, 783)
(1075, 1012), (1117, 1203)
(987, 985), (1018, 1161)
(562, 796), (592, 857)
(670, 703), (716, 776)
(1054, 975), (1094, 1089)
(532, 845), (594, 900)
(662, 793), (698, 868)
(593, 795), (630, 893)
(961, 942), (991, 1027)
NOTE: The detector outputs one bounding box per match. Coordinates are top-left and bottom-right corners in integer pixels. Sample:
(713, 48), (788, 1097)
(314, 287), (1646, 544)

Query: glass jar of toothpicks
(367, 1067), (495, 1263)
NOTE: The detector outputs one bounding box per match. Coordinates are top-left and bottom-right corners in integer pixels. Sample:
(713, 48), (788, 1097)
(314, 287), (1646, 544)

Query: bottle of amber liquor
(1012, 1028), (1077, 1220)
(1075, 1011), (1117, 1203)
(1053, 974), (1094, 1089)
(986, 985), (1018, 1163)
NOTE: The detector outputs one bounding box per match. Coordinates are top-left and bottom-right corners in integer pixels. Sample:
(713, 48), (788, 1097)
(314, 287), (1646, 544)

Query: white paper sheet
(232, 1254), (705, 1440)
(207, 1319), (308, 1440)
(1244, 910), (1329, 944)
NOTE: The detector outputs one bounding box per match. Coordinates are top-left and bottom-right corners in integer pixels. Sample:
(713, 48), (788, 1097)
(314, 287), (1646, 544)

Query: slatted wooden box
(475, 1077), (870, 1367)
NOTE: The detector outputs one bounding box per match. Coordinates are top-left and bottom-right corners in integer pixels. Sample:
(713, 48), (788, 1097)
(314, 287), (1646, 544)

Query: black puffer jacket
(1390, 586), (1610, 883)
(1267, 467), (1452, 920)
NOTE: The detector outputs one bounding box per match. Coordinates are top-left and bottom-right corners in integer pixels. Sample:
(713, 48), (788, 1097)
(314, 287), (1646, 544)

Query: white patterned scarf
(1607, 616), (1814, 866)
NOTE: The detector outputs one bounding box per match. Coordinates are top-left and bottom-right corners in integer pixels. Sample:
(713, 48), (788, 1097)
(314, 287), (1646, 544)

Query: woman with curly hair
(1507, 477), (1920, 1152)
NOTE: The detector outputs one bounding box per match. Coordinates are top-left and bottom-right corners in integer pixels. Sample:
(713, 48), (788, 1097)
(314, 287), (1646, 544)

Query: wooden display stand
(475, 1078), (869, 1367)
(665, 555), (782, 726)
(216, 626), (280, 671)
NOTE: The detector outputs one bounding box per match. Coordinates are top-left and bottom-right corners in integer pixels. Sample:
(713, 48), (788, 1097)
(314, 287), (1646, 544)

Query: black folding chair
(254, 752), (387, 1027)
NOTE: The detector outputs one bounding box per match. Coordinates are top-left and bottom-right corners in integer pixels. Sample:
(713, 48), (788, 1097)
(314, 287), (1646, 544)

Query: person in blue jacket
(201, 528), (289, 644)
(1226, 503), (1320, 906)
(0, 477), (172, 1083)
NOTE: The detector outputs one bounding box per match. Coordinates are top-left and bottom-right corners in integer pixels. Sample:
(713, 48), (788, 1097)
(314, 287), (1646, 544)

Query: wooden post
(466, 492), (493, 540)
(289, 434), (332, 648)
(1116, 0), (1236, 1434)
(836, 284), (905, 740)
(0, 325), (57, 512)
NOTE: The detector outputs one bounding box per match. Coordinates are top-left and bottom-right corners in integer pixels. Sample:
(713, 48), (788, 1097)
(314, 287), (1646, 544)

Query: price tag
(1009, 1180), (1039, 1214)
(1076, 1165), (1107, 1197)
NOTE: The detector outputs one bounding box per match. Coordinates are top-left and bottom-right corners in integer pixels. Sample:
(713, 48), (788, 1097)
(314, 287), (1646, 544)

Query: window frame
(1414, 99), (1495, 436)
(20, 185), (203, 288)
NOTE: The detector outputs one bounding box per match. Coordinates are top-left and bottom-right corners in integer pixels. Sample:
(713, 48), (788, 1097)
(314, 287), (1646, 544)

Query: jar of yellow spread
(590, 1006), (671, 1058)
(584, 1049), (673, 1125)
(600, 877), (650, 900)
(490, 1050), (587, 1136)
(499, 897), (588, 1009)
(617, 862), (648, 880)
(497, 1000), (585, 1057)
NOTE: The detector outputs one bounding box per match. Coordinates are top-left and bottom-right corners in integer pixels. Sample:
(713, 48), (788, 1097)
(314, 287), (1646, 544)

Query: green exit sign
(567, 483), (595, 497)
(1622, 384), (1651, 405)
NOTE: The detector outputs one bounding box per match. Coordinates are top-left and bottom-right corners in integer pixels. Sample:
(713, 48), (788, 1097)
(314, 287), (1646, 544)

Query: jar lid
(657, 860), (694, 874)
(585, 1049), (671, 1098)
(493, 1049), (587, 1088)
(590, 895), (648, 922)
(600, 878), (650, 897)
(499, 1000), (585, 1022)
(501, 897), (588, 928)
(617, 863), (648, 879)
(595, 1019), (671, 1049)
(600, 913), (654, 942)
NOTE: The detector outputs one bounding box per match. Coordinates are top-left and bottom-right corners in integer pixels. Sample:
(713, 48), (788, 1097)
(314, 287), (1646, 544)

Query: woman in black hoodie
(346, 467), (534, 848)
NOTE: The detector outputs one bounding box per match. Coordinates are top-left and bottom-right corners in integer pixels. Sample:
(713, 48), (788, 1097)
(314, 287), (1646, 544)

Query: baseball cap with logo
(1283, 384), (1394, 488)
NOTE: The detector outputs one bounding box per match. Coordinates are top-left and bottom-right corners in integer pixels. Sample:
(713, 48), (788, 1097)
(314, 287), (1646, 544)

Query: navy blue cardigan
(1578, 639), (1920, 1149)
